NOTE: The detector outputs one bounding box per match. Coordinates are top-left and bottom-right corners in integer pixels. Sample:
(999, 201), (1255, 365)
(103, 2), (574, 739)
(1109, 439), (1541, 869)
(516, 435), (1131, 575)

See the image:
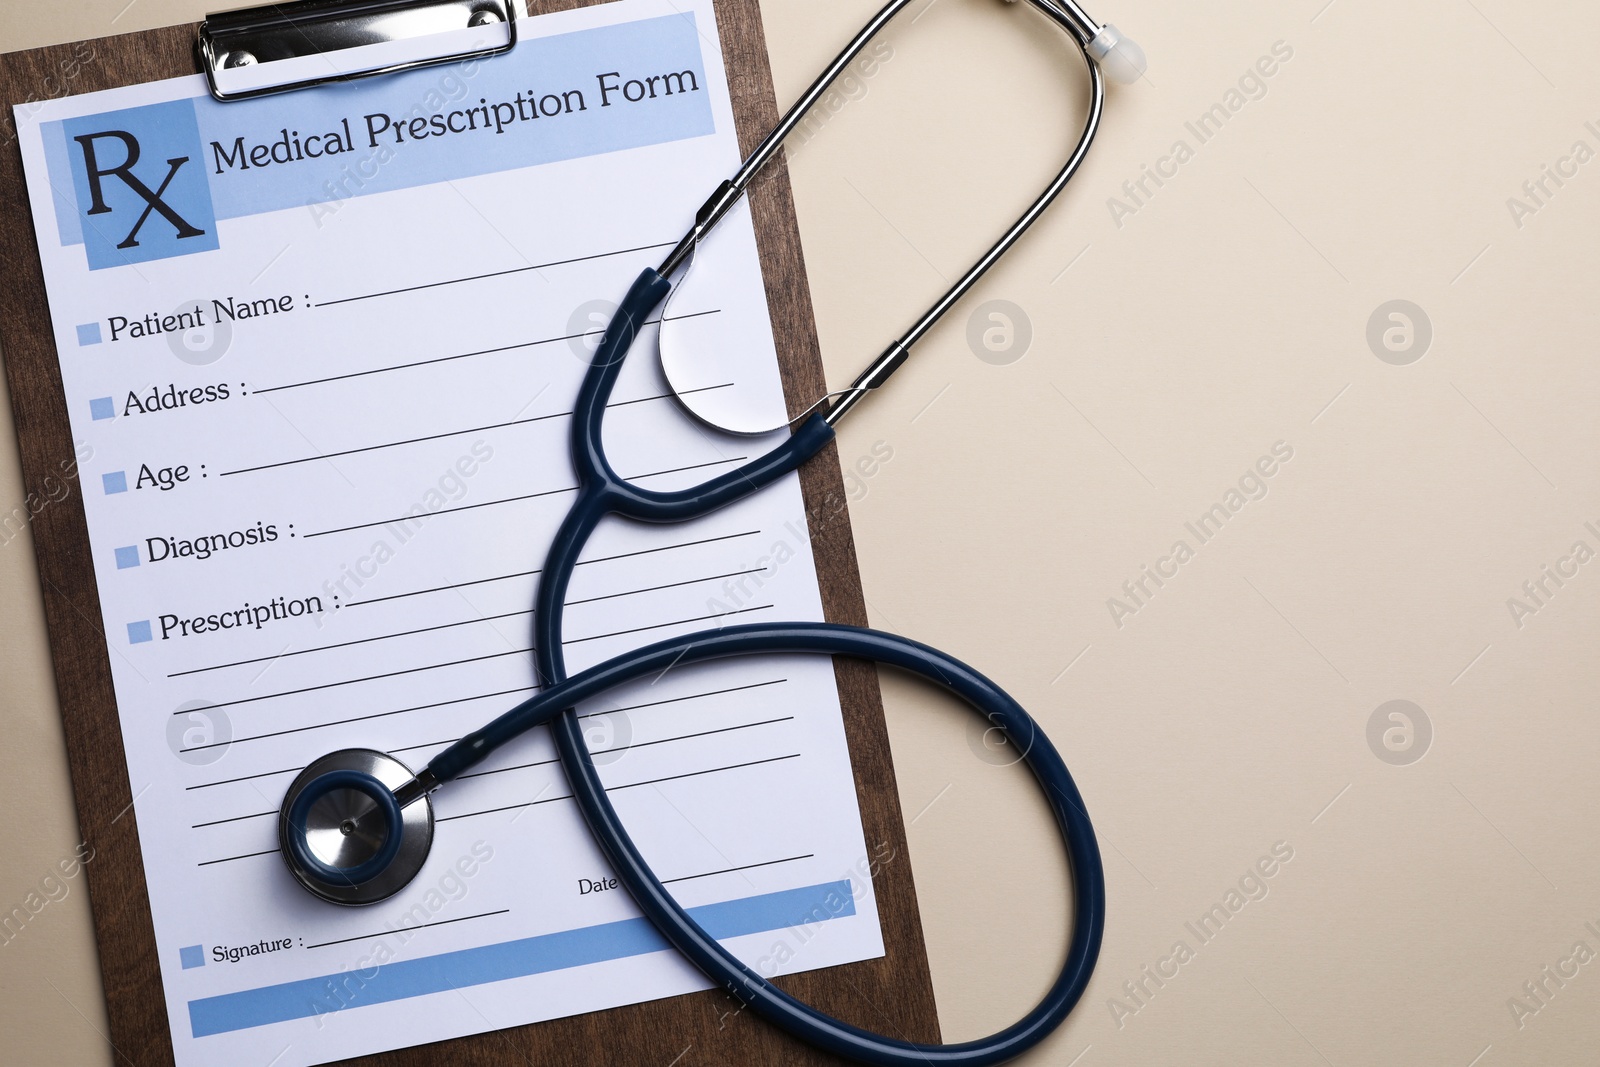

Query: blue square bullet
(179, 945), (205, 969)
(89, 397), (115, 421)
(76, 323), (102, 346)
(102, 471), (127, 494)
(126, 620), (152, 644)
(114, 546), (140, 569)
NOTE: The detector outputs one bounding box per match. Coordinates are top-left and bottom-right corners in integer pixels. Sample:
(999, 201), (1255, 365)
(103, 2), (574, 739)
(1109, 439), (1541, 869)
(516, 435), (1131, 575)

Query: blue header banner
(44, 13), (713, 270)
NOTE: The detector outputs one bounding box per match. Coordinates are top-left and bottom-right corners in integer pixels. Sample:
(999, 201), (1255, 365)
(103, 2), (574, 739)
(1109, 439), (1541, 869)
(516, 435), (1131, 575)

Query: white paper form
(12, 2), (886, 1063)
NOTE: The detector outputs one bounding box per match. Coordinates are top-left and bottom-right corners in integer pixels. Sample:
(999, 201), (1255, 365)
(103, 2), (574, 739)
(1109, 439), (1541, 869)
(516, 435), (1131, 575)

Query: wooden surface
(0, 2), (939, 1063)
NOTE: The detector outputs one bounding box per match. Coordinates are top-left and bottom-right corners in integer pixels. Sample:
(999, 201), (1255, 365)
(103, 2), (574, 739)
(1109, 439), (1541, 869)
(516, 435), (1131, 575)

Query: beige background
(4, 0), (1599, 1063)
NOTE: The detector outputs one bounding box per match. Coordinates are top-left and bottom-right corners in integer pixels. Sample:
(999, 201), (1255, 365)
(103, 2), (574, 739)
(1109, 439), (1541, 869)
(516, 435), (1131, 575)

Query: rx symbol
(73, 130), (207, 250)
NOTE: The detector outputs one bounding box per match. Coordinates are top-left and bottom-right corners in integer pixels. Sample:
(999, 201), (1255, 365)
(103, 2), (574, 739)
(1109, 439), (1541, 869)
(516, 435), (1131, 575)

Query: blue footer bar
(189, 879), (855, 1037)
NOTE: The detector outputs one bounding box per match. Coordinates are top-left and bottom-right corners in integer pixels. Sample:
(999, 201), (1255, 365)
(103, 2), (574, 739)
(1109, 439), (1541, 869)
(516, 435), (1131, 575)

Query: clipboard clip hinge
(199, 0), (520, 101)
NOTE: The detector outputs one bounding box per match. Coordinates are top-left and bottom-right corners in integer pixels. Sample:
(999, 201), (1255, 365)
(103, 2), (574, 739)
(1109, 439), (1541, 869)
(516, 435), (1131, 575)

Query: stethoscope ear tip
(1087, 23), (1147, 84)
(278, 749), (434, 906)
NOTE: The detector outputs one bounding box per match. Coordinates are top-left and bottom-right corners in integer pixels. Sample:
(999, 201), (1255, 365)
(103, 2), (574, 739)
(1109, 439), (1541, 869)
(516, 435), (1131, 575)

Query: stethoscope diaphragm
(278, 748), (433, 906)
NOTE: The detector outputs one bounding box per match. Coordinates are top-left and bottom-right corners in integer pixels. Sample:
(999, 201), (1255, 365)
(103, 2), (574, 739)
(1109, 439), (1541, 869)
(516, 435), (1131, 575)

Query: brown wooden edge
(0, 2), (938, 1063)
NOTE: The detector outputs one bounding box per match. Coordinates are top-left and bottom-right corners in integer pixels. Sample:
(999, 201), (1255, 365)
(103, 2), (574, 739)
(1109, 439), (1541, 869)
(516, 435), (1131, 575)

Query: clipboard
(0, 1), (940, 1062)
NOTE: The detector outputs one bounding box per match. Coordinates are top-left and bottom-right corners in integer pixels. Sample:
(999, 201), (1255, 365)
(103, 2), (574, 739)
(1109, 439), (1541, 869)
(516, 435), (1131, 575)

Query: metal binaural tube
(657, 0), (1110, 427)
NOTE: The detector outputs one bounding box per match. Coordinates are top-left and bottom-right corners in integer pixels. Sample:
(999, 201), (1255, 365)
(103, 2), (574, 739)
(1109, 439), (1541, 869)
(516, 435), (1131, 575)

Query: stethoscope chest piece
(278, 748), (433, 906)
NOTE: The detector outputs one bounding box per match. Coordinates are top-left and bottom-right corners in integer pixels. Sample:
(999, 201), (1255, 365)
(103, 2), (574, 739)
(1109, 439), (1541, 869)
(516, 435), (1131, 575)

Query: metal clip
(199, 0), (519, 101)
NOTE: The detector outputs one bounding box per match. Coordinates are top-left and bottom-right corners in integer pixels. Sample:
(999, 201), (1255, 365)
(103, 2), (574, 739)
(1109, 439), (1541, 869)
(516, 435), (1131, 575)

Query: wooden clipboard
(0, 2), (940, 1063)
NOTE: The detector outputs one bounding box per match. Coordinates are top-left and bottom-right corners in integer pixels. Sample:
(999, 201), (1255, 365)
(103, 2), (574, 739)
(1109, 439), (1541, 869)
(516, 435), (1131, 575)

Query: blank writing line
(399, 678), (790, 750)
(186, 764), (303, 791)
(226, 409), (566, 476)
(188, 723), (800, 838)
(174, 605), (773, 718)
(302, 455), (746, 538)
(435, 753), (802, 823)
(192, 809), (274, 828)
(391, 737), (461, 755)
(662, 854), (812, 886)
(188, 719), (796, 826)
(345, 529), (759, 607)
(304, 909), (510, 949)
(569, 678), (790, 721)
(571, 568), (761, 608)
(180, 647), (534, 716)
(256, 310), (721, 394)
(184, 686), (537, 754)
(197, 751), (804, 863)
(309, 484), (574, 537)
(222, 387), (730, 478)
(182, 677), (788, 762)
(313, 240), (676, 308)
(455, 716), (795, 781)
(198, 848), (277, 867)
(567, 604), (772, 647)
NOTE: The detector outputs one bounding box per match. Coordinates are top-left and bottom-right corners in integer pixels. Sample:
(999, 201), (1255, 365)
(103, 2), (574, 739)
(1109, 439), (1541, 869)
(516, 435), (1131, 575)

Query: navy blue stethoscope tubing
(414, 268), (1106, 1065)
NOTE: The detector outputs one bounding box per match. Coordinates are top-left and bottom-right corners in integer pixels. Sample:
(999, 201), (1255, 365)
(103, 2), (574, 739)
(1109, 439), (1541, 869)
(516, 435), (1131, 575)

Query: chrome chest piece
(278, 748), (434, 905)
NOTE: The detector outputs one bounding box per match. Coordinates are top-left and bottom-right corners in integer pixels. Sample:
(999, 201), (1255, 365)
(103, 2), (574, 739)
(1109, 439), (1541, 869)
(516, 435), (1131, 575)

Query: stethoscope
(278, 1), (1144, 1062)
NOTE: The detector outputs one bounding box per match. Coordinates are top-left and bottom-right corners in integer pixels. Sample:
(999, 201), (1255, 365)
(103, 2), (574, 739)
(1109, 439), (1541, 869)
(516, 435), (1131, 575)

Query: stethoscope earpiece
(278, 749), (434, 906)
(1087, 23), (1146, 84)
